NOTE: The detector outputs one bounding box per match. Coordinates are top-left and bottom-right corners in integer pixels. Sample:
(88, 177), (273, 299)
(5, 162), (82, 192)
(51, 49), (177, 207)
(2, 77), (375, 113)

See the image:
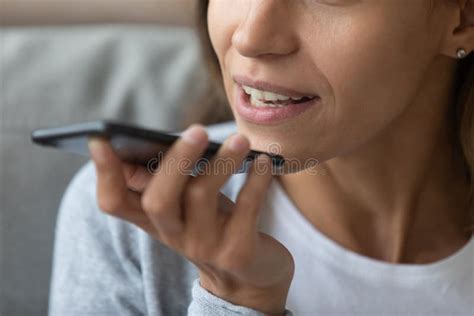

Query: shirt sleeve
(48, 162), (147, 316)
(188, 278), (294, 316)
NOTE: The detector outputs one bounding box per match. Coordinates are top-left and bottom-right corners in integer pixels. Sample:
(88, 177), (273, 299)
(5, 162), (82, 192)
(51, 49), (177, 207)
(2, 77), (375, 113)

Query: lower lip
(235, 85), (320, 125)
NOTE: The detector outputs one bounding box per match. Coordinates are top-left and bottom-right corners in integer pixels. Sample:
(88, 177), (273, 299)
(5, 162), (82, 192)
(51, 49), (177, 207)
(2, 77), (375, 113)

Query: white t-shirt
(221, 155), (474, 316)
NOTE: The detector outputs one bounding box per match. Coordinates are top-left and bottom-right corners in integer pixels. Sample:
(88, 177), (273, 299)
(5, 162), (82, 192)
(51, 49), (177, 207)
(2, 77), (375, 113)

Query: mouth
(233, 75), (320, 108)
(241, 84), (317, 108)
(234, 84), (321, 125)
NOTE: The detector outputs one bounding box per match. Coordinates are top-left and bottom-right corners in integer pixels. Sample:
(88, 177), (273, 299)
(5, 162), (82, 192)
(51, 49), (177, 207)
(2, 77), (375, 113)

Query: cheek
(207, 1), (246, 71)
(207, 5), (228, 70)
(304, 8), (434, 151)
(207, 1), (245, 102)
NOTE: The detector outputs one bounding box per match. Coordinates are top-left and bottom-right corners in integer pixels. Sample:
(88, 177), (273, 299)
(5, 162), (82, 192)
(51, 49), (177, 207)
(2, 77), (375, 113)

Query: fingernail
(228, 134), (248, 153)
(257, 154), (271, 163)
(181, 125), (207, 146)
(255, 154), (272, 174)
(88, 138), (106, 163)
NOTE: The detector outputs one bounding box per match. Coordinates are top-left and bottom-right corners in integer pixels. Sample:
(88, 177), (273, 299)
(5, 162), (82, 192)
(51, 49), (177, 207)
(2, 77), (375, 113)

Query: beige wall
(0, 0), (196, 26)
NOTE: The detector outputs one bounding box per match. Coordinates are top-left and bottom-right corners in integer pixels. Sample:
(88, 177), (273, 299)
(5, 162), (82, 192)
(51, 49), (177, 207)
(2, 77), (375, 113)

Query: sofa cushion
(0, 25), (209, 315)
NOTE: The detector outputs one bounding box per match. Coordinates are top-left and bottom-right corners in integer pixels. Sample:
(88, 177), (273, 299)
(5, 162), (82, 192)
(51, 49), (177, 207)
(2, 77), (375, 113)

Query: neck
(277, 55), (472, 263)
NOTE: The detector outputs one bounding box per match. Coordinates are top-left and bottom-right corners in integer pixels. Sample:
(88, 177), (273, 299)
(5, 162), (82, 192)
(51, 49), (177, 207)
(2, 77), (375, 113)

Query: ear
(440, 0), (474, 58)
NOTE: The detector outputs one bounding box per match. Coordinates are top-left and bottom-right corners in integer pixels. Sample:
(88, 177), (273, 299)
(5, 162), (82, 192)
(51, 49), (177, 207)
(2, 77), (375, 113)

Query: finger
(225, 154), (273, 242)
(140, 124), (209, 240)
(122, 162), (153, 192)
(88, 137), (156, 234)
(190, 133), (250, 193)
(183, 133), (250, 237)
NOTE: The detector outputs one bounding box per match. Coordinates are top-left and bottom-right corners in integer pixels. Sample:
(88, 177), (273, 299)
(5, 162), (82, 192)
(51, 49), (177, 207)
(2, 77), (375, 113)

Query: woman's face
(207, 0), (454, 172)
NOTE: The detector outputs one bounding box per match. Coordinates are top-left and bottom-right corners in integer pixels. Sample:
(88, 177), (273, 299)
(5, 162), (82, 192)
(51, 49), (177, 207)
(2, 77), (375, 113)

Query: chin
(233, 117), (329, 173)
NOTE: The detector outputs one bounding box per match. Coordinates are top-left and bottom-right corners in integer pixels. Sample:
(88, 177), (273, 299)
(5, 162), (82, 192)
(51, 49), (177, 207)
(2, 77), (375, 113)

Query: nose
(232, 0), (299, 58)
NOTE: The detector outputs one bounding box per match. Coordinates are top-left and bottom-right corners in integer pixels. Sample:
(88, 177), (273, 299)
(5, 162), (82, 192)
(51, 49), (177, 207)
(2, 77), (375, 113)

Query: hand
(87, 124), (295, 315)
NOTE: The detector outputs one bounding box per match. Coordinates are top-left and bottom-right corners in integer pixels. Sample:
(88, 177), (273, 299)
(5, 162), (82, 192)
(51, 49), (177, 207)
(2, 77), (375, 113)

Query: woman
(49, 0), (474, 315)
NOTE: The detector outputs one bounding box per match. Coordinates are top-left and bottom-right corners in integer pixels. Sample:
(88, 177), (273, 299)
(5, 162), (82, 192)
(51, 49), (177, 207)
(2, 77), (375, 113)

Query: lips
(234, 84), (321, 125)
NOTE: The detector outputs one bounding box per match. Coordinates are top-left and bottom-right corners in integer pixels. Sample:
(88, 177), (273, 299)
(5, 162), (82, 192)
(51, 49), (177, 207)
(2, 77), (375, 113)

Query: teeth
(250, 95), (287, 108)
(242, 85), (315, 108)
(242, 85), (310, 102)
(291, 96), (304, 101)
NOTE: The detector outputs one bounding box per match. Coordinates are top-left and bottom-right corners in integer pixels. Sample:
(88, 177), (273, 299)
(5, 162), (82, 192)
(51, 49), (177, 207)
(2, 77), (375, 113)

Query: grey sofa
(0, 25), (212, 315)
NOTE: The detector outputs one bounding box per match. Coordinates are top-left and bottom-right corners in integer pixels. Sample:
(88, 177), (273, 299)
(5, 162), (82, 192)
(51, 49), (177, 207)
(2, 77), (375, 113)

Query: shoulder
(51, 161), (196, 314)
(62, 160), (96, 201)
(56, 161), (144, 257)
(55, 160), (193, 280)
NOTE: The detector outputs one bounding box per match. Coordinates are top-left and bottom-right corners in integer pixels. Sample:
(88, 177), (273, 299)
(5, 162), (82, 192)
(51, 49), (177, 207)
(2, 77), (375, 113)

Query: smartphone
(31, 120), (285, 175)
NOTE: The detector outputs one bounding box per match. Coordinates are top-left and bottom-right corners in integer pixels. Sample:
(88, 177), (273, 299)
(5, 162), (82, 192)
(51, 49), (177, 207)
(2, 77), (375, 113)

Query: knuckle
(97, 195), (125, 215)
(141, 194), (169, 214)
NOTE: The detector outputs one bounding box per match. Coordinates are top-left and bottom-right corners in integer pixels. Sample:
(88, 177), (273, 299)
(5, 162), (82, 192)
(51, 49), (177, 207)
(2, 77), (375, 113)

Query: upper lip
(233, 75), (319, 99)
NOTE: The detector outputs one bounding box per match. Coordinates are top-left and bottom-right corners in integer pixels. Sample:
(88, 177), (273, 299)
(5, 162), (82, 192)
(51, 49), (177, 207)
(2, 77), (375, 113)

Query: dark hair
(191, 0), (474, 231)
(182, 0), (234, 127)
